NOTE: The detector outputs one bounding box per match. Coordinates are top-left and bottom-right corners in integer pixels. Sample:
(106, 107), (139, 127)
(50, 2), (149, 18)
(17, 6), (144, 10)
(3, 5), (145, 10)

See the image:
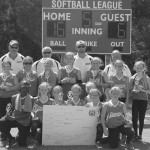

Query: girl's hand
(137, 85), (143, 91)
(61, 77), (69, 84)
(4, 86), (11, 91)
(85, 103), (90, 107)
(103, 128), (108, 136)
(85, 102), (93, 107)
(0, 85), (5, 89)
(6, 113), (15, 121)
(95, 79), (101, 86)
(69, 78), (76, 84)
(125, 119), (131, 127)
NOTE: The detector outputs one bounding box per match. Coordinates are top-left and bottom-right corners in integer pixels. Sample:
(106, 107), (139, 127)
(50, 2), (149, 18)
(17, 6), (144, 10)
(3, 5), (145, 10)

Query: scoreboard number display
(42, 0), (132, 54)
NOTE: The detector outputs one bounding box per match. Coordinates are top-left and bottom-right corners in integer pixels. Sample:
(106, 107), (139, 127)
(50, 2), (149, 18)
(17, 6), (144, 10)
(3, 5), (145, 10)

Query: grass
(1, 129), (150, 150)
(1, 109), (150, 150)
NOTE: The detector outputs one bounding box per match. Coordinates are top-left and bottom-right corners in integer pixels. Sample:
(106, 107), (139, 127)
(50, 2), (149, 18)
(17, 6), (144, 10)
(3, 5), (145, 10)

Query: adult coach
(74, 40), (93, 81)
(103, 50), (131, 100)
(103, 50), (131, 78)
(0, 40), (24, 74)
(32, 46), (61, 75)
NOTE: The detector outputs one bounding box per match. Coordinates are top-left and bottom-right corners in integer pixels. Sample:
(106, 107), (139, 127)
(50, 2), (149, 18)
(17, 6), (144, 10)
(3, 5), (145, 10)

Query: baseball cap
(42, 46), (52, 53)
(9, 40), (19, 46)
(76, 40), (86, 47)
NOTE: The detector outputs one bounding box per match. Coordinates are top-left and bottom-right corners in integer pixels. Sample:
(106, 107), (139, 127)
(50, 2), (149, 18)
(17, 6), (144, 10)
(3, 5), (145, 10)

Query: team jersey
(131, 75), (148, 100)
(84, 69), (105, 94)
(33, 97), (53, 122)
(66, 98), (85, 106)
(16, 70), (38, 97)
(51, 99), (65, 105)
(11, 94), (34, 126)
(106, 101), (125, 128)
(0, 73), (18, 98)
(109, 75), (128, 98)
(74, 54), (93, 81)
(60, 66), (80, 100)
(0, 53), (24, 74)
(38, 70), (58, 87)
(86, 102), (102, 122)
(32, 58), (61, 75)
(104, 64), (131, 79)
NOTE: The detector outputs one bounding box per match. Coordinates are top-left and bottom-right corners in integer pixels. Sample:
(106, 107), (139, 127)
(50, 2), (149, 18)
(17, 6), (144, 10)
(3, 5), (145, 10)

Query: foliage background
(0, 0), (150, 74)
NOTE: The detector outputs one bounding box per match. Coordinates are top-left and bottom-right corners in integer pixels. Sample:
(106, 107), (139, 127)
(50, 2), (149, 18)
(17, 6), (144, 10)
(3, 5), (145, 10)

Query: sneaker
(27, 139), (38, 149)
(0, 134), (7, 141)
(96, 141), (102, 149)
(125, 142), (134, 150)
(11, 141), (19, 148)
(136, 136), (142, 142)
(121, 135), (127, 142)
(132, 135), (138, 142)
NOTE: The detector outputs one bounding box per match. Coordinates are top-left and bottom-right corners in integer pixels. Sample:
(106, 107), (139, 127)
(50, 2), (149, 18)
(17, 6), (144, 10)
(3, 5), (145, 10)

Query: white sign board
(42, 106), (99, 145)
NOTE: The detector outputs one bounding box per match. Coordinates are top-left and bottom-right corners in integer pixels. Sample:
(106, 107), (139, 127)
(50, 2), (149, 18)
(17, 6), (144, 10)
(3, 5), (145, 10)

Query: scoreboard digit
(108, 22), (127, 39)
(82, 11), (92, 28)
(47, 21), (66, 38)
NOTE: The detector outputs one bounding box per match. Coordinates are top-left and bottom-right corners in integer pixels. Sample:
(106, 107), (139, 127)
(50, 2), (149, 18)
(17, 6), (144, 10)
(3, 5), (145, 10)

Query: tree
(0, 0), (42, 61)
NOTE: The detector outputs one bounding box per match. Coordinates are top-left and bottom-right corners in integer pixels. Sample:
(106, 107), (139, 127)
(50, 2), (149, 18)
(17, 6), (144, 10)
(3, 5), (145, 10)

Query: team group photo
(0, 0), (150, 150)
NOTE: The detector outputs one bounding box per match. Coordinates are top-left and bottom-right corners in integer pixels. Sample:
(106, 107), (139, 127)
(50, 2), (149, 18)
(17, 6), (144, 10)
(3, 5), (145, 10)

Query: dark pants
(0, 97), (11, 119)
(0, 120), (29, 146)
(0, 97), (11, 135)
(31, 119), (42, 144)
(132, 99), (147, 137)
(108, 125), (134, 149)
(95, 123), (108, 144)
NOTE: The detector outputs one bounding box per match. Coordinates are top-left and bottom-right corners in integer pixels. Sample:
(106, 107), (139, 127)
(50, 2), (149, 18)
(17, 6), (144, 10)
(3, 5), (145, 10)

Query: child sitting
(51, 85), (64, 105)
(66, 84), (85, 106)
(31, 82), (53, 144)
(85, 88), (102, 107)
(38, 58), (58, 87)
(101, 86), (134, 149)
(83, 81), (96, 103)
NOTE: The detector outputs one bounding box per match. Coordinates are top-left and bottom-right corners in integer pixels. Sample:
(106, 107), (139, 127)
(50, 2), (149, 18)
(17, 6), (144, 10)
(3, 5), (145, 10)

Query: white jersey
(104, 64), (132, 79)
(32, 58), (61, 75)
(0, 53), (24, 74)
(74, 54), (93, 81)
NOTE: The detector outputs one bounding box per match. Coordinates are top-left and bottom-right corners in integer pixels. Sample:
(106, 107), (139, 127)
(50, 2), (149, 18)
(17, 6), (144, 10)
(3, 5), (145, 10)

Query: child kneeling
(31, 82), (53, 144)
(101, 86), (134, 149)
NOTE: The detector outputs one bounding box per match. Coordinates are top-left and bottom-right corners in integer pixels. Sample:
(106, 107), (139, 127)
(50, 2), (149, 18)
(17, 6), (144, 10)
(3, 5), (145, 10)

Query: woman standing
(130, 61), (150, 141)
(16, 56), (38, 97)
(103, 50), (131, 100)
(0, 60), (19, 140)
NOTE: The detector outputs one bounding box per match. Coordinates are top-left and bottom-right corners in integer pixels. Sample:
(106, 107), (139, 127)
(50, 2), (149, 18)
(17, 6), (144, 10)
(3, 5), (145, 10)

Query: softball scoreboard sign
(42, 0), (131, 54)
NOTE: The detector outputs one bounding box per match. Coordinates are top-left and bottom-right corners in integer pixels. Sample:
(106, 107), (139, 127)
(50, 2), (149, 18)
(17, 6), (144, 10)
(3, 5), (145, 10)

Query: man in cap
(74, 40), (93, 81)
(32, 46), (61, 75)
(0, 40), (24, 74)
(0, 80), (34, 147)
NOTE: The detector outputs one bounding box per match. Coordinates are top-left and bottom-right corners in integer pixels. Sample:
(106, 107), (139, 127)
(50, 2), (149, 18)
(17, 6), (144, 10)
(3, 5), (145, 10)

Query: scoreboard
(42, 0), (132, 54)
